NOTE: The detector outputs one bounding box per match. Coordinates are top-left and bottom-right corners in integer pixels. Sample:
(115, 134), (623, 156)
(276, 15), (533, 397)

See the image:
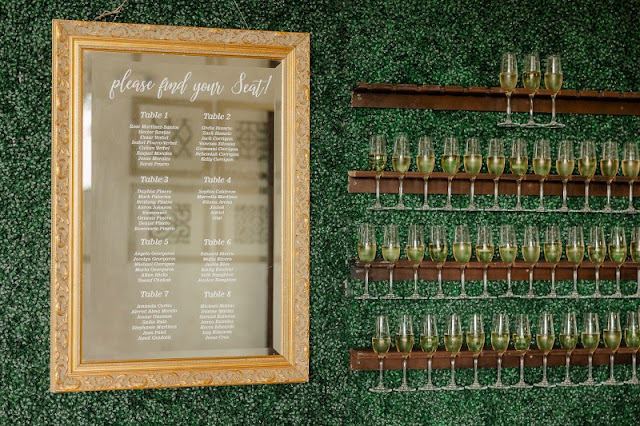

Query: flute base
(369, 385), (392, 393)
(393, 384), (416, 392)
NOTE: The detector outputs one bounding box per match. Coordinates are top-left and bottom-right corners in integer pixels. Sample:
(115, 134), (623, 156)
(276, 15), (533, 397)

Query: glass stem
(483, 267), (489, 297)
(542, 355), (548, 383)
(378, 358), (384, 387)
(469, 179), (476, 209)
(636, 269), (640, 296)
(584, 181), (590, 210)
(363, 265), (370, 297)
(519, 355), (525, 383)
(595, 267), (600, 297)
(506, 93), (512, 121)
(562, 180), (568, 209)
(528, 94), (534, 121)
(375, 175), (381, 208)
(516, 180), (522, 210)
(632, 353), (637, 380)
(446, 178), (453, 209)
(551, 95), (557, 122)
(588, 354), (593, 382)
(609, 354), (615, 381)
(473, 357), (479, 384)
(565, 354), (571, 382)
(507, 267), (512, 295)
(450, 357), (456, 386)
(550, 267), (556, 297)
(615, 266), (621, 297)
(402, 358), (408, 387)
(427, 357), (433, 385)
(572, 267), (578, 296)
(528, 267), (534, 297)
(422, 178), (429, 209)
(629, 182), (634, 210)
(398, 176), (404, 207)
(539, 179), (545, 209)
(437, 267), (443, 297)
(460, 267), (466, 297)
(413, 266), (419, 296)
(496, 356), (502, 385)
(388, 267), (394, 296)
(606, 181), (612, 209)
(493, 179), (500, 208)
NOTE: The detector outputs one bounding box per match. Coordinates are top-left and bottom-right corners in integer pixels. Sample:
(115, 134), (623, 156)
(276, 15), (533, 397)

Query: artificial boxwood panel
(0, 0), (638, 424)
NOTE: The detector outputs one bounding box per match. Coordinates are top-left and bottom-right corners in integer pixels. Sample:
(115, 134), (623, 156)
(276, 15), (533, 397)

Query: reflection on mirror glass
(81, 51), (282, 361)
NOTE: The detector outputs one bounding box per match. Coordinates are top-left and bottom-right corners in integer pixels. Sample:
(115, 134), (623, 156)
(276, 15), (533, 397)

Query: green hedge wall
(1, 0), (639, 424)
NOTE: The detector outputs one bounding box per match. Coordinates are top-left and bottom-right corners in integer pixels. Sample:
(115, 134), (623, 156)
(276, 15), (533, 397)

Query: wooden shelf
(348, 171), (640, 198)
(351, 83), (640, 116)
(350, 259), (640, 282)
(350, 347), (638, 371)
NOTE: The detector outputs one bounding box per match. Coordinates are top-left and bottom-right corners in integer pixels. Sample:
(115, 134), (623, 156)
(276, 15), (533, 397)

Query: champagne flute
(544, 225), (562, 298)
(442, 137), (460, 211)
(443, 314), (464, 390)
(581, 312), (600, 385)
(601, 140), (619, 212)
(489, 313), (510, 389)
(487, 138), (506, 210)
(395, 314), (416, 391)
(533, 139), (551, 212)
(578, 140), (597, 212)
(602, 311), (623, 385)
(556, 140), (575, 212)
(464, 138), (482, 210)
(513, 313), (532, 388)
(544, 55), (565, 128)
(510, 139), (529, 211)
(521, 53), (542, 128)
(356, 223), (377, 300)
(498, 52), (518, 127)
(608, 226), (627, 298)
(418, 314), (439, 391)
(631, 226), (640, 297)
(535, 312), (555, 387)
(453, 225), (472, 299)
(392, 134), (411, 210)
(406, 224), (425, 299)
(416, 136), (436, 210)
(499, 224), (517, 297)
(558, 312), (578, 387)
(566, 226), (585, 298)
(466, 314), (486, 389)
(522, 225), (540, 299)
(381, 224), (401, 299)
(622, 142), (639, 212)
(370, 315), (392, 392)
(588, 226), (607, 298)
(625, 311), (640, 384)
(368, 134), (387, 210)
(476, 226), (495, 299)
(429, 225), (449, 299)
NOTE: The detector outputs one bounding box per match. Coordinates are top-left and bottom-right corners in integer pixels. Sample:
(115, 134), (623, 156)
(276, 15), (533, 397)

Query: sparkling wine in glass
(466, 314), (486, 389)
(392, 134), (411, 210)
(453, 225), (472, 299)
(578, 140), (597, 212)
(489, 313), (510, 389)
(381, 224), (401, 299)
(601, 140), (619, 212)
(429, 225), (449, 299)
(522, 53), (542, 128)
(511, 139), (529, 211)
(476, 226), (495, 299)
(556, 140), (575, 212)
(368, 134), (387, 210)
(543, 225), (562, 298)
(609, 226), (627, 298)
(418, 314), (440, 391)
(416, 136), (436, 210)
(464, 138), (482, 210)
(631, 226), (640, 297)
(588, 226), (607, 298)
(602, 311), (623, 385)
(370, 315), (393, 392)
(443, 314), (464, 390)
(395, 314), (416, 391)
(442, 137), (460, 211)
(533, 139), (551, 212)
(558, 312), (578, 387)
(522, 226), (540, 299)
(499, 224), (517, 297)
(544, 55), (565, 128)
(498, 53), (519, 128)
(582, 312), (600, 385)
(356, 223), (377, 300)
(513, 313), (532, 388)
(406, 224), (425, 299)
(622, 141), (639, 212)
(535, 312), (555, 387)
(566, 226), (584, 298)
(625, 311), (640, 384)
(487, 138), (506, 210)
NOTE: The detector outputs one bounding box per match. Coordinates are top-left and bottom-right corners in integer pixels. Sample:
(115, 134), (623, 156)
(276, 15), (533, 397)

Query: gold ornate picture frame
(51, 20), (309, 392)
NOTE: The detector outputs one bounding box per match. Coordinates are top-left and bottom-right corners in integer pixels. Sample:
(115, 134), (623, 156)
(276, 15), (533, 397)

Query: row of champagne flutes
(368, 135), (639, 212)
(370, 311), (640, 392)
(356, 223), (640, 299)
(498, 53), (565, 128)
